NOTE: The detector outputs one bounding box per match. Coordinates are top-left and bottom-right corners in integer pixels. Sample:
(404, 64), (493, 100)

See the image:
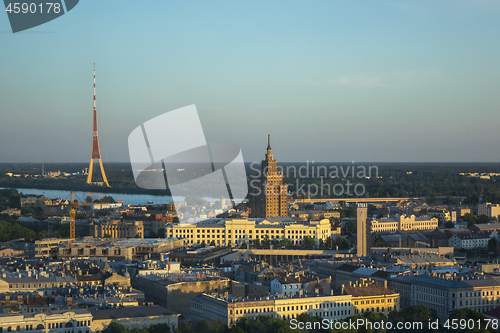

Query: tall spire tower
(250, 134), (288, 219)
(86, 63), (110, 187)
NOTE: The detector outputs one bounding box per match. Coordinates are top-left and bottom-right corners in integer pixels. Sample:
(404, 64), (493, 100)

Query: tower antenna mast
(86, 63), (110, 187)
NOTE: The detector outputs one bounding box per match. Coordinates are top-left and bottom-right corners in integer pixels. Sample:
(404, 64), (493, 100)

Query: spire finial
(93, 63), (96, 109)
(267, 134), (271, 150)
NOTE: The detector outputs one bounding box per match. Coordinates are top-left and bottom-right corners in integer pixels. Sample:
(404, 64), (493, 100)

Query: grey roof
(378, 235), (403, 243)
(377, 233), (429, 243)
(412, 275), (470, 289)
(454, 232), (491, 240)
(466, 278), (500, 288)
(1, 275), (77, 284)
(407, 233), (428, 242)
(336, 264), (359, 273)
(263, 216), (299, 223)
(0, 308), (90, 319)
(389, 275), (417, 283)
(91, 305), (178, 320)
(290, 210), (326, 215)
(371, 270), (392, 279)
(474, 223), (500, 230)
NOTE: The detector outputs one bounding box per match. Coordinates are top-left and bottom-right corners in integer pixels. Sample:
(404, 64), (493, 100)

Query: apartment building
(389, 274), (500, 321)
(0, 309), (92, 333)
(341, 279), (400, 316)
(448, 232), (493, 249)
(478, 203), (500, 219)
(34, 238), (74, 258)
(191, 293), (352, 327)
(370, 215), (438, 233)
(0, 271), (77, 296)
(165, 218), (334, 247)
(270, 276), (332, 296)
(56, 238), (183, 261)
(89, 220), (144, 239)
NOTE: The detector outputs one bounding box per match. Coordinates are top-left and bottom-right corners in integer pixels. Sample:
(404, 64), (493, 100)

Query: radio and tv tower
(86, 63), (110, 187)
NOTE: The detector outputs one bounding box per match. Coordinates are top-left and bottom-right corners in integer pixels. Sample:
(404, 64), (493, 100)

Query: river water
(1, 187), (183, 205)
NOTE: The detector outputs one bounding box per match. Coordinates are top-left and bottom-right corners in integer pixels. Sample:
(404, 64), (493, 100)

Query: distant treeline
(2, 163), (500, 203)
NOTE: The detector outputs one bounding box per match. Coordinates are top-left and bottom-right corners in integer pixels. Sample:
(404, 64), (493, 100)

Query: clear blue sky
(1, 0), (499, 163)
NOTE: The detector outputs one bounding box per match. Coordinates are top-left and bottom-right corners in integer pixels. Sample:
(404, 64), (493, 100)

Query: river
(1, 187), (183, 205)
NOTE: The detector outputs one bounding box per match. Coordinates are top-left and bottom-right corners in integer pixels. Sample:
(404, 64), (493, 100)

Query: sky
(1, 0), (499, 164)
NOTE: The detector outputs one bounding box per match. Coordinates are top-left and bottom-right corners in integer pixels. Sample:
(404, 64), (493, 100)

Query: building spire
(93, 62), (96, 111)
(267, 134), (271, 150)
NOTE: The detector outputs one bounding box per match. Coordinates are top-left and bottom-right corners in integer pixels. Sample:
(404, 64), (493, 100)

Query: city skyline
(1, 1), (500, 163)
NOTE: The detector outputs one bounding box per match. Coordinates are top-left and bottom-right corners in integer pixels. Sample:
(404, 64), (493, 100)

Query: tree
(210, 240), (216, 246)
(200, 241), (206, 248)
(85, 195), (93, 203)
(100, 196), (115, 203)
(444, 221), (454, 229)
(8, 191), (21, 209)
(345, 220), (357, 234)
(253, 238), (260, 246)
(302, 236), (315, 248)
(174, 322), (191, 333)
(262, 235), (270, 246)
(462, 213), (476, 224)
(488, 238), (497, 253)
(148, 324), (170, 333)
(448, 308), (497, 333)
(477, 214), (490, 224)
(102, 323), (128, 333)
(279, 238), (292, 246)
(388, 305), (437, 333)
(184, 195), (206, 207)
(227, 326), (245, 333)
(233, 316), (294, 333)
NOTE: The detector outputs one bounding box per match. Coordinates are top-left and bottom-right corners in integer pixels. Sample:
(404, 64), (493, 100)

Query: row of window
(354, 298), (392, 305)
(171, 229), (324, 235)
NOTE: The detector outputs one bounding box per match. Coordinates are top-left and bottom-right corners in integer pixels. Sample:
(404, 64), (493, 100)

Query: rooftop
(90, 305), (178, 320)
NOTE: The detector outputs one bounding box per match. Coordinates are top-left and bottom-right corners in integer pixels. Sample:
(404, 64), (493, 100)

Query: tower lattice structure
(86, 63), (110, 187)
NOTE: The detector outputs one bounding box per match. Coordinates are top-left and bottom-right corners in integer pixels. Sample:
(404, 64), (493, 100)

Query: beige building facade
(166, 218), (334, 246)
(0, 309), (92, 333)
(370, 215), (438, 233)
(89, 220), (144, 239)
(191, 293), (353, 327)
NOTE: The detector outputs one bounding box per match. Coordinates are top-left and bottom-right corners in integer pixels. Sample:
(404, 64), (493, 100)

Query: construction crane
(69, 191), (84, 239)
